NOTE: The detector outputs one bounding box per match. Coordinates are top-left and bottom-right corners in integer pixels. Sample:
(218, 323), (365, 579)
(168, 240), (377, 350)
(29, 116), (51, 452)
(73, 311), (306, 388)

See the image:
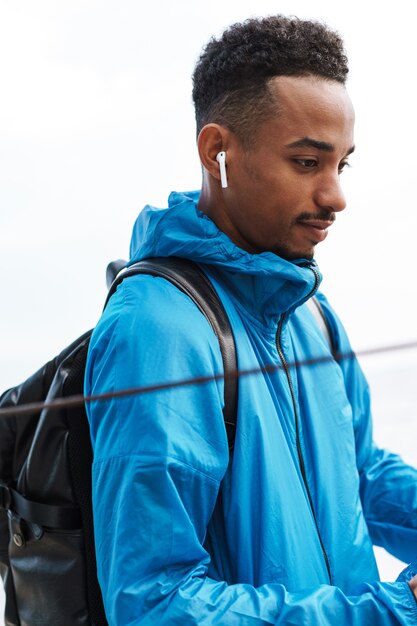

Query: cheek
(232, 163), (303, 229)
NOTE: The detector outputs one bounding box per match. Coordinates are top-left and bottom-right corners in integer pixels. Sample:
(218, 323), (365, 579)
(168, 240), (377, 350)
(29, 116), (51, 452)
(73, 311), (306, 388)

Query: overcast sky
(2, 0), (417, 389)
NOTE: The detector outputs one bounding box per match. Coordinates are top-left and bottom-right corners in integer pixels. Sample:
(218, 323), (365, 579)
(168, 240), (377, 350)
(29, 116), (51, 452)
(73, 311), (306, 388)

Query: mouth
(296, 219), (334, 243)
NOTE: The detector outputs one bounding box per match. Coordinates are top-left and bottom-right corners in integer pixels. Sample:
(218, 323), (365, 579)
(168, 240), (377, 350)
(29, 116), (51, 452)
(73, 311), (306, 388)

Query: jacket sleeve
(85, 279), (417, 626)
(317, 292), (417, 565)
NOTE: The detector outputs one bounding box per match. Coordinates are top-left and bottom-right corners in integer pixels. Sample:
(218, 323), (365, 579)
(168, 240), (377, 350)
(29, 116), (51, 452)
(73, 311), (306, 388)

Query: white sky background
(2, 0), (417, 382)
(1, 0), (417, 609)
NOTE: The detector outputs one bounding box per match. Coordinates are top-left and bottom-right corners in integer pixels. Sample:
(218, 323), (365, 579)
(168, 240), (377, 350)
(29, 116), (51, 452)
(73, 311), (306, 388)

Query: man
(85, 15), (417, 624)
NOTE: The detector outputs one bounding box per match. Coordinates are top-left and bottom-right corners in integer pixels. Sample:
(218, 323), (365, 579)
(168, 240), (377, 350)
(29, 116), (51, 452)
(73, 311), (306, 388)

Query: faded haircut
(192, 15), (349, 145)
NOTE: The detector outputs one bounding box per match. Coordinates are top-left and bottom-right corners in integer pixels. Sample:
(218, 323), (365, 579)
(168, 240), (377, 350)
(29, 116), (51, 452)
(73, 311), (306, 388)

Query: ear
(197, 124), (231, 184)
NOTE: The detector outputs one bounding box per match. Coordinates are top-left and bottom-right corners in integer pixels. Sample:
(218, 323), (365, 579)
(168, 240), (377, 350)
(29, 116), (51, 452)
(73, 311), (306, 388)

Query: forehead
(261, 75), (355, 149)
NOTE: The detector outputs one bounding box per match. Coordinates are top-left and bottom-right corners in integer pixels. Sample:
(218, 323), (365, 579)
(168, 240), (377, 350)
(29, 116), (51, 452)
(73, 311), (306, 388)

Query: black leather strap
(106, 257), (238, 449)
(0, 483), (82, 530)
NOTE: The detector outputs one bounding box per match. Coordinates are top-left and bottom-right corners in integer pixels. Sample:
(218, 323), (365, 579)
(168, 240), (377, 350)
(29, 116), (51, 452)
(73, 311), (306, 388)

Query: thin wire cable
(1, 338), (417, 419)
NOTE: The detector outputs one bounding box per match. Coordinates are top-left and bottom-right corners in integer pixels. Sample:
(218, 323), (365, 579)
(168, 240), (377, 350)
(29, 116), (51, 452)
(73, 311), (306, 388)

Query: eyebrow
(285, 137), (355, 156)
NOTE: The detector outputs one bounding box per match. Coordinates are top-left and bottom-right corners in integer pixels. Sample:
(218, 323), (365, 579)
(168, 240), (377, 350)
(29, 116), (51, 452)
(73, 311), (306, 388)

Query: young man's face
(217, 75), (355, 260)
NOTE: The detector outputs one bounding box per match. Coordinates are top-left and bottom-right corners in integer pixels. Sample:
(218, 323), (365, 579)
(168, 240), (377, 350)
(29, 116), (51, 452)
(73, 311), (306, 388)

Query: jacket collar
(129, 191), (322, 326)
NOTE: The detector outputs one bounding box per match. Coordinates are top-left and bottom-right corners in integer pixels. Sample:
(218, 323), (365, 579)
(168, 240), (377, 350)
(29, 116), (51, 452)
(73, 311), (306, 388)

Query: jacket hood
(129, 190), (322, 323)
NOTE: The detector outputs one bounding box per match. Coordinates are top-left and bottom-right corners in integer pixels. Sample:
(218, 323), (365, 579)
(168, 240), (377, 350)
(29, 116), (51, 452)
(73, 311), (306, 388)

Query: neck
(197, 179), (220, 218)
(198, 179), (260, 254)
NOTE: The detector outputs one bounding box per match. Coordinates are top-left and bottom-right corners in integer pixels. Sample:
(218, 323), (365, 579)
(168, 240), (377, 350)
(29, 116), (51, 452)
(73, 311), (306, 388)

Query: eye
(293, 158), (318, 169)
(338, 160), (351, 174)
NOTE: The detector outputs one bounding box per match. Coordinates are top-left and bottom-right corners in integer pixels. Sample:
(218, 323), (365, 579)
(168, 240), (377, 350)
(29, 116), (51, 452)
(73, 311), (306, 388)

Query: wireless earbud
(216, 151), (228, 188)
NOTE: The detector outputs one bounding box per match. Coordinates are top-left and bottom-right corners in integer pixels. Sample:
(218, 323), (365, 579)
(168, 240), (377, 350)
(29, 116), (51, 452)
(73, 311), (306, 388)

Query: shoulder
(91, 273), (224, 364)
(86, 273), (225, 413)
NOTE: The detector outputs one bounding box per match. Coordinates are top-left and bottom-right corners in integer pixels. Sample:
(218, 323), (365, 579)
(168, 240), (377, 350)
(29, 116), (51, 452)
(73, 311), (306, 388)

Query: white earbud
(216, 151), (228, 188)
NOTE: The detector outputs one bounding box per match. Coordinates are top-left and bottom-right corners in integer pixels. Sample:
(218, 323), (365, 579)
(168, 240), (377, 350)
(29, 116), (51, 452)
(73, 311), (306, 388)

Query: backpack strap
(306, 296), (337, 358)
(106, 257), (238, 450)
(0, 484), (82, 530)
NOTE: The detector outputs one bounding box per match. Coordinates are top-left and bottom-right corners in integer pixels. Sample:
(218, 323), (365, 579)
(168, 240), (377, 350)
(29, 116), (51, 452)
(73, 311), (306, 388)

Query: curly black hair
(192, 15), (349, 144)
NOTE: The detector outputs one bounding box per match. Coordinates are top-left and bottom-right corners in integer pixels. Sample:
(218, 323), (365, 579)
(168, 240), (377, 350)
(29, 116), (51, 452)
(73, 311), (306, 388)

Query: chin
(301, 249), (315, 261)
(274, 247), (315, 262)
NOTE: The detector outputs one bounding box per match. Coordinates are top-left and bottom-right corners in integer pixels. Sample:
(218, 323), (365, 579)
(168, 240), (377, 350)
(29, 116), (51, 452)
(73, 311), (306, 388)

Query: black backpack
(0, 257), (238, 626)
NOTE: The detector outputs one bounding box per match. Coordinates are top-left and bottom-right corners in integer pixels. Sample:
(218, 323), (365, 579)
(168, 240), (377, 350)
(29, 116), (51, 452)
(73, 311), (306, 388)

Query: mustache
(295, 211), (336, 223)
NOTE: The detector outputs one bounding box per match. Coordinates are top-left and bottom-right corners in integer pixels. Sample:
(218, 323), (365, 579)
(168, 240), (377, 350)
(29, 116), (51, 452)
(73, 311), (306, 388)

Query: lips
(296, 219), (334, 242)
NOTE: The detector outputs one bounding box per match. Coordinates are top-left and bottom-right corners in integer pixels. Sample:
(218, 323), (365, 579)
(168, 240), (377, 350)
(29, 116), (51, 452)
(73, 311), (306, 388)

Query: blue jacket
(85, 190), (417, 624)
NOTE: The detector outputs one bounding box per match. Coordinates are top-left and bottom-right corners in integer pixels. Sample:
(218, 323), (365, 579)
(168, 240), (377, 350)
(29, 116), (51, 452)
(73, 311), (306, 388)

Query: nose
(314, 173), (347, 214)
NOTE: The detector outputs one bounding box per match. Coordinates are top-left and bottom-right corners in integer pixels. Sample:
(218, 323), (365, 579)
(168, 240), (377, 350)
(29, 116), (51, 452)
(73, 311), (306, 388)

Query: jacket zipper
(275, 265), (332, 584)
